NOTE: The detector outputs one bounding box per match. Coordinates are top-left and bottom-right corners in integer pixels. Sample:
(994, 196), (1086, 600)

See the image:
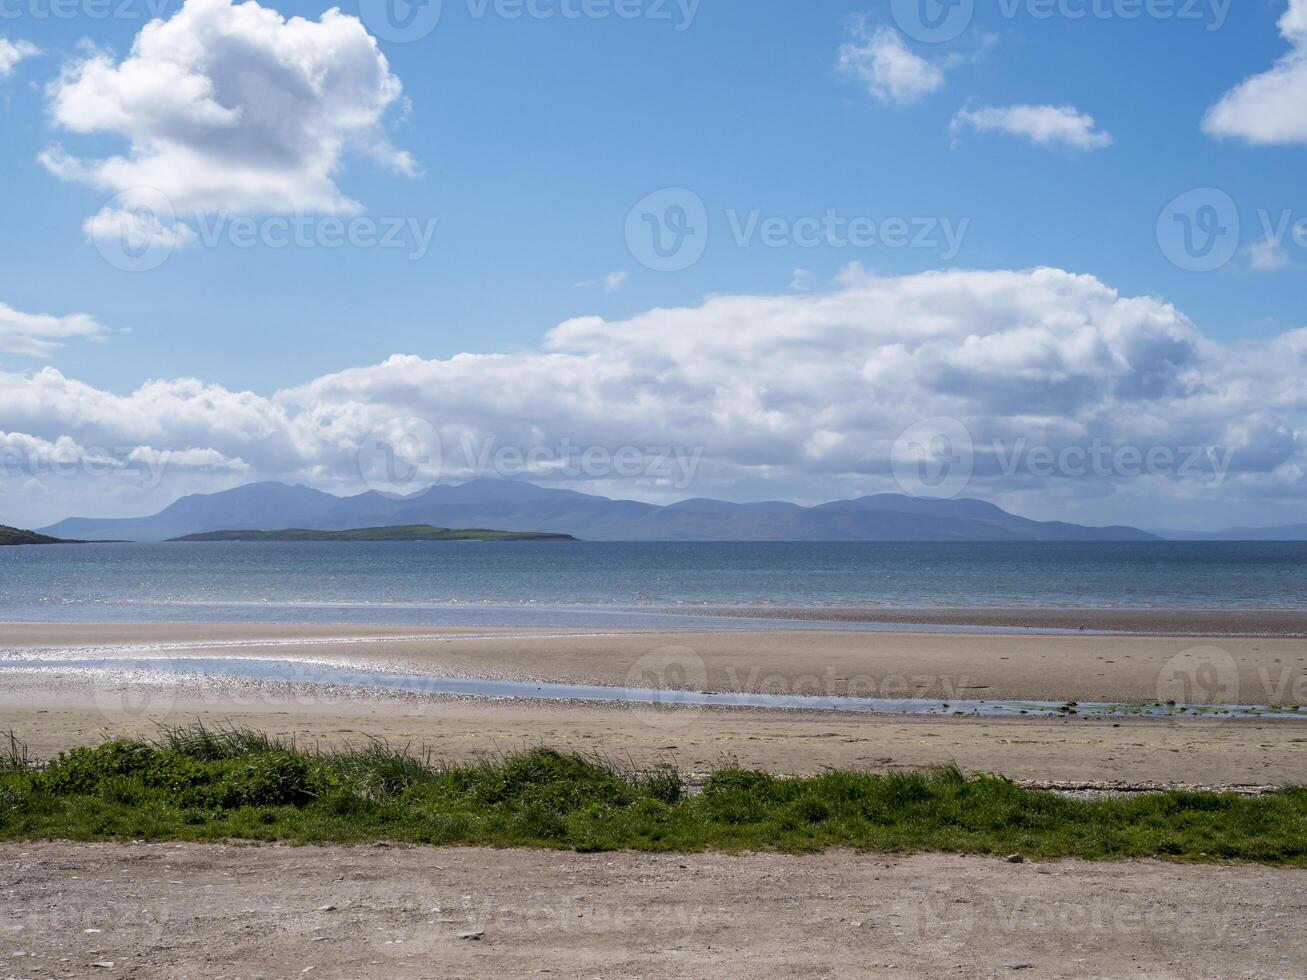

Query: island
(0, 525), (75, 546)
(168, 525), (577, 543)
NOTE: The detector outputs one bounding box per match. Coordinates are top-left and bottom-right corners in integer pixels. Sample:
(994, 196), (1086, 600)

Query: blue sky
(2, 0), (1307, 529)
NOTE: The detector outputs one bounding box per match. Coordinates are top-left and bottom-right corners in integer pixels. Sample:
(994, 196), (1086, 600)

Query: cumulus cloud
(1204, 0), (1307, 144)
(0, 303), (108, 358)
(40, 0), (413, 242)
(3, 267), (1307, 529)
(0, 37), (39, 79)
(951, 104), (1113, 150)
(838, 23), (944, 106)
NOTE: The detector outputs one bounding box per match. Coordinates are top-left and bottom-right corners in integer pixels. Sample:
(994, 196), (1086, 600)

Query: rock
(91, 961), (115, 970)
(318, 905), (338, 912)
(1006, 854), (1026, 864)
(1005, 962), (1035, 971)
(457, 931), (485, 941)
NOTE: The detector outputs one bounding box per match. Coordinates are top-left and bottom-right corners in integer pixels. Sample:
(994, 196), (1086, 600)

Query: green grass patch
(1, 725), (1304, 863)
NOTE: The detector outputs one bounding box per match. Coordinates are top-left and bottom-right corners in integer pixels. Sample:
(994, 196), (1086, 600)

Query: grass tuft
(0, 727), (1304, 864)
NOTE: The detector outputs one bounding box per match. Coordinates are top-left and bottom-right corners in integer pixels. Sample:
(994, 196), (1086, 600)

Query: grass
(1, 725), (1305, 864)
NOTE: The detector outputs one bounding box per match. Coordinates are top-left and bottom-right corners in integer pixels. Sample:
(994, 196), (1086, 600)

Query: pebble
(457, 931), (485, 941)
(91, 961), (115, 969)
(1006, 854), (1026, 864)
(1005, 962), (1035, 971)
(318, 905), (338, 912)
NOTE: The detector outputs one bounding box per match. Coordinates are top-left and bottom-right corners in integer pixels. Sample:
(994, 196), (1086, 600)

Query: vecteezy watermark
(891, 418), (1236, 500)
(0, 443), (180, 491)
(891, 0), (1230, 43)
(625, 187), (969, 273)
(1157, 188), (1241, 273)
(457, 435), (703, 489)
(888, 883), (1237, 957)
(357, 418), (444, 496)
(354, 422), (705, 496)
(359, 0), (700, 44)
(88, 188), (439, 272)
(0, 0), (173, 20)
(190, 213), (438, 259)
(1160, 189), (1307, 273)
(623, 646), (709, 729)
(91, 658), (180, 725)
(891, 417), (977, 500)
(1157, 645), (1307, 709)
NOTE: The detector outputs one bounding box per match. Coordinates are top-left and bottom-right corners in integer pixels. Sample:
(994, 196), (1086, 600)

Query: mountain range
(37, 479), (1163, 543)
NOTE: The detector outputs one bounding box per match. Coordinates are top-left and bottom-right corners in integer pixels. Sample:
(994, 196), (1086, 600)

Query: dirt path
(2, 842), (1304, 978)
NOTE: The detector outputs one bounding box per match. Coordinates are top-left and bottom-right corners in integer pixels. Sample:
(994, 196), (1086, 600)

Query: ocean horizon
(4, 540), (1306, 627)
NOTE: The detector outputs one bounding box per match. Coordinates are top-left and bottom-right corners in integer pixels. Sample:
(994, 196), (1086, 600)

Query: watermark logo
(1157, 188), (1240, 273)
(357, 417), (444, 495)
(625, 190), (969, 273)
(1157, 645), (1240, 705)
(624, 645), (708, 729)
(91, 659), (180, 724)
(359, 0), (443, 42)
(891, 416), (975, 499)
(625, 187), (709, 273)
(891, 0), (974, 43)
(88, 188), (186, 273)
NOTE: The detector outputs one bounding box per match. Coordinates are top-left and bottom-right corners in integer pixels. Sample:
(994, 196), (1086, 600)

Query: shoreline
(661, 605), (1307, 636)
(7, 602), (1307, 637)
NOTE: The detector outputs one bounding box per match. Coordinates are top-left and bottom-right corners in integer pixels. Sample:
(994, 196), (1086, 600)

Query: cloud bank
(2, 267), (1305, 530)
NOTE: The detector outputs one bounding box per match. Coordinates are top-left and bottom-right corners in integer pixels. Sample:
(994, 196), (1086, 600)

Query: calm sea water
(1, 541), (1305, 627)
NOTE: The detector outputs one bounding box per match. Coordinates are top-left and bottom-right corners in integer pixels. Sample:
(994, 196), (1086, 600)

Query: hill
(0, 525), (72, 546)
(39, 479), (1160, 543)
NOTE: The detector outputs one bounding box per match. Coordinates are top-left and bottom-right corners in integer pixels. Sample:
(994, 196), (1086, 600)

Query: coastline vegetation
(168, 525), (576, 542)
(1, 727), (1304, 864)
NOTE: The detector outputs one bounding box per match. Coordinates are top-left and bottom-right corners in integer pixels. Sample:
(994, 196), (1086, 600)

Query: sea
(2, 540), (1306, 628)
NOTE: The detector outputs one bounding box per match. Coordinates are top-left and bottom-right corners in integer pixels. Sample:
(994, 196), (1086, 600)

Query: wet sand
(4, 621), (1307, 705)
(678, 606), (1307, 636)
(3, 622), (1307, 786)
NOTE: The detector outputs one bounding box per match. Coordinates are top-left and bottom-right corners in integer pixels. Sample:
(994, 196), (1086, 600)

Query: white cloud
(0, 303), (108, 358)
(0, 37), (39, 79)
(4, 267), (1307, 529)
(838, 24), (944, 106)
(41, 0), (412, 229)
(82, 204), (198, 251)
(1204, 0), (1307, 144)
(1248, 238), (1291, 272)
(951, 104), (1113, 150)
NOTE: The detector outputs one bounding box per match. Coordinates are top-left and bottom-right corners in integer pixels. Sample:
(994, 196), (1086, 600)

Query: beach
(3, 619), (1306, 787)
(6, 842), (1305, 979)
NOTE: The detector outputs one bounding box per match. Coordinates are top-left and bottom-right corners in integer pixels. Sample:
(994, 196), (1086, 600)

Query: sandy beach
(6, 842), (1306, 979)
(3, 620), (1306, 787)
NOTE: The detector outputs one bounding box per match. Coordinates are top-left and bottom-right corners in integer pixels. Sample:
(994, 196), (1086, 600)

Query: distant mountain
(1154, 524), (1307, 542)
(1, 524), (72, 546)
(39, 479), (1160, 543)
(170, 525), (576, 543)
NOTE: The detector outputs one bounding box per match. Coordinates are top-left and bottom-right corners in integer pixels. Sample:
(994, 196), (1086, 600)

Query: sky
(1, 0), (1306, 531)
